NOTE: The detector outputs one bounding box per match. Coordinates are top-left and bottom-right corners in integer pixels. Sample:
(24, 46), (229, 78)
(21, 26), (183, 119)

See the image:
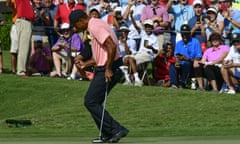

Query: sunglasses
(219, 1), (227, 4)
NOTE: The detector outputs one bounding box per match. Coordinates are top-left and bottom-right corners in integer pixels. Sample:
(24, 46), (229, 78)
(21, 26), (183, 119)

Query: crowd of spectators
(1, 0), (240, 94)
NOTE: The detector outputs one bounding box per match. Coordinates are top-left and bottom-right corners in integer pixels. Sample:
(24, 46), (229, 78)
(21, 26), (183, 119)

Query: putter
(99, 81), (109, 140)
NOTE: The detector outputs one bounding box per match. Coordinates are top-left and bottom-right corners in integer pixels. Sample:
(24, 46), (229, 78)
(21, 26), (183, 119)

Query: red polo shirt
(15, 0), (34, 21)
(55, 3), (85, 24)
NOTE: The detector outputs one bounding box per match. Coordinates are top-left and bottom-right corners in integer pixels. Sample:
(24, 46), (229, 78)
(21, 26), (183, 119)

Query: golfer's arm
(103, 36), (116, 70)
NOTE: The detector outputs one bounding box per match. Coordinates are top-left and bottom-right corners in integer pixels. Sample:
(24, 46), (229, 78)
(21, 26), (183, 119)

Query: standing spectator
(204, 7), (224, 41)
(15, 0), (35, 77)
(54, 0), (85, 35)
(122, 0), (146, 50)
(6, 0), (18, 74)
(170, 24), (202, 88)
(197, 32), (229, 92)
(69, 10), (128, 143)
(0, 13), (4, 74)
(219, 0), (240, 46)
(221, 33), (240, 94)
(166, 0), (195, 42)
(141, 0), (169, 50)
(43, 0), (59, 47)
(32, 0), (51, 49)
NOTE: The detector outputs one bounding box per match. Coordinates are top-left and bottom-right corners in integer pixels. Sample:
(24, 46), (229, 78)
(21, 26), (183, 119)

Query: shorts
(128, 51), (152, 65)
(10, 24), (19, 53)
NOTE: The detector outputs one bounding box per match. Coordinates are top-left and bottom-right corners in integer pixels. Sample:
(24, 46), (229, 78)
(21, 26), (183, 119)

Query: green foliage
(0, 13), (11, 50)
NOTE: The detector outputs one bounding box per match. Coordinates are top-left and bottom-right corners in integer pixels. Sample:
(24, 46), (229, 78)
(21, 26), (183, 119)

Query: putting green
(1, 136), (240, 144)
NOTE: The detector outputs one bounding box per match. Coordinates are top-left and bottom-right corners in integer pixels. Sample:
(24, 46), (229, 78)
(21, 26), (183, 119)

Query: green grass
(1, 51), (240, 140)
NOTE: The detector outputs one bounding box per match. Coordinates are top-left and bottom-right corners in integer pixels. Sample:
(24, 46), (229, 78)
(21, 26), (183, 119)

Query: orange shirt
(11, 0), (17, 23)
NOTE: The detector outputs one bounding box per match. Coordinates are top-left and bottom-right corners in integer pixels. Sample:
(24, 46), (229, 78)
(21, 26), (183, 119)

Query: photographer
(155, 42), (176, 87)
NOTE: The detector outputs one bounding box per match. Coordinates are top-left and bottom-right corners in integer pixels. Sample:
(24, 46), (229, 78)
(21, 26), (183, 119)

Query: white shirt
(119, 38), (137, 57)
(225, 45), (240, 71)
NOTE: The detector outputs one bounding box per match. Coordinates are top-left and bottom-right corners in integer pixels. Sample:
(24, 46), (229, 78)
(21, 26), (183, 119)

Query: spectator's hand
(223, 60), (234, 68)
(128, 0), (135, 6)
(175, 62), (180, 68)
(221, 10), (230, 19)
(105, 68), (113, 82)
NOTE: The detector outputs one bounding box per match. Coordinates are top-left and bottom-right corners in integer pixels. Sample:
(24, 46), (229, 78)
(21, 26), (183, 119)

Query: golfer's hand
(105, 68), (113, 82)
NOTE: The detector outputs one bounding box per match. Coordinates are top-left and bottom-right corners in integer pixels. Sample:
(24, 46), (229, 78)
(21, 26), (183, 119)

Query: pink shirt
(203, 45), (230, 62)
(88, 18), (121, 66)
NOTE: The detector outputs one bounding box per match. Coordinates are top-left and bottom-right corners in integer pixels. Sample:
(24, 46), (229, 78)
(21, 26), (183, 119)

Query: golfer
(69, 10), (129, 143)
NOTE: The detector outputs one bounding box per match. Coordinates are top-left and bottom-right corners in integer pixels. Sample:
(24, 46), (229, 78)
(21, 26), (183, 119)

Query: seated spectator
(155, 42), (176, 87)
(122, 19), (159, 86)
(220, 33), (240, 94)
(28, 36), (53, 76)
(196, 32), (230, 92)
(118, 25), (137, 85)
(169, 24), (202, 88)
(50, 23), (73, 77)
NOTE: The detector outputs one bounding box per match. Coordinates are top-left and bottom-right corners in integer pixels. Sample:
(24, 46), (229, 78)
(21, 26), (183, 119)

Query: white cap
(114, 6), (122, 12)
(193, 0), (202, 7)
(120, 25), (130, 31)
(144, 19), (153, 26)
(207, 7), (218, 14)
(34, 35), (42, 41)
(61, 23), (70, 29)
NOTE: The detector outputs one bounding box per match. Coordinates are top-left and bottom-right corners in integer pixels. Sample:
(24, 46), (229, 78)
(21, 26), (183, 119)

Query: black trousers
(84, 58), (124, 137)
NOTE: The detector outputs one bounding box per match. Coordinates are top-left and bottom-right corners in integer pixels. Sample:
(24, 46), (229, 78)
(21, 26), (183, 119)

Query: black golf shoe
(107, 128), (129, 143)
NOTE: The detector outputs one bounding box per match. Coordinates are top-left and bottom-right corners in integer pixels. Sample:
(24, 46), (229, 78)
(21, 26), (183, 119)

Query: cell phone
(144, 40), (149, 47)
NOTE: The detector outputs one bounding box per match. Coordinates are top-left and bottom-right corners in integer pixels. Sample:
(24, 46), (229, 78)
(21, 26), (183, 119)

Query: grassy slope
(1, 51), (240, 138)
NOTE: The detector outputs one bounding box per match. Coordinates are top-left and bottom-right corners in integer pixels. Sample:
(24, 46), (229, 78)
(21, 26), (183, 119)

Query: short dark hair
(209, 32), (222, 41)
(69, 10), (88, 27)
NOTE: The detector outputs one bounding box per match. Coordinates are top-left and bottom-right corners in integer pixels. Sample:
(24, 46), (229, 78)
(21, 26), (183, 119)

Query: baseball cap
(193, 0), (202, 7)
(69, 10), (87, 28)
(61, 23), (70, 29)
(207, 7), (218, 14)
(119, 25), (130, 32)
(231, 33), (240, 43)
(144, 19), (153, 26)
(34, 35), (42, 41)
(180, 24), (191, 34)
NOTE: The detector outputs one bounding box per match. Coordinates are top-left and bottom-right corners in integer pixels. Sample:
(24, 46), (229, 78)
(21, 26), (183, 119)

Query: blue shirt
(188, 15), (207, 43)
(171, 4), (195, 32)
(174, 37), (202, 64)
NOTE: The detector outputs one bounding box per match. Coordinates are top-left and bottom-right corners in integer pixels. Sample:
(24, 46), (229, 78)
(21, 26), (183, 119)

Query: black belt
(18, 17), (32, 22)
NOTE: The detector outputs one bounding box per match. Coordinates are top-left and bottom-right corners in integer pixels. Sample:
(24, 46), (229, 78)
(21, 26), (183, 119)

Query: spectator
(67, 30), (85, 80)
(189, 0), (207, 48)
(118, 25), (137, 85)
(42, 0), (59, 47)
(204, 7), (224, 41)
(122, 0), (146, 50)
(220, 33), (240, 94)
(219, 0), (240, 46)
(15, 0), (35, 77)
(54, 0), (85, 35)
(123, 19), (160, 86)
(28, 35), (53, 76)
(141, 0), (169, 50)
(197, 32), (229, 92)
(86, 0), (101, 15)
(166, 0), (195, 42)
(0, 13), (4, 74)
(32, 0), (51, 49)
(155, 42), (176, 87)
(6, 0), (18, 74)
(50, 23), (72, 77)
(169, 24), (202, 88)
